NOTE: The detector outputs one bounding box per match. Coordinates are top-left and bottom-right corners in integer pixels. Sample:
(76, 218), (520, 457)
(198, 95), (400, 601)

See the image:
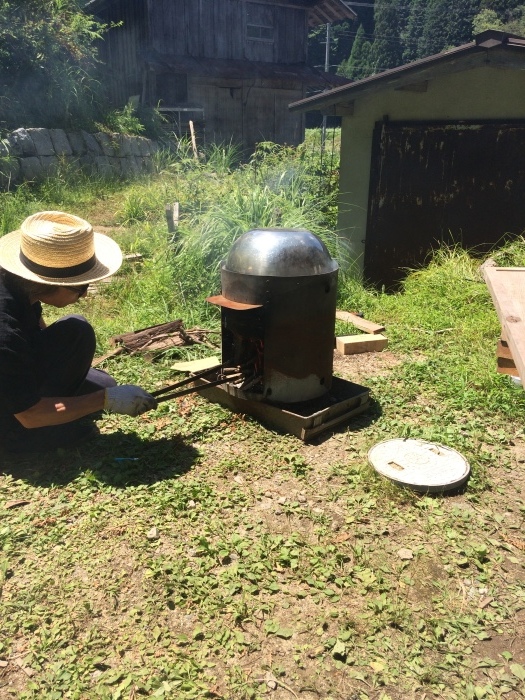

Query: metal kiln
(200, 228), (370, 441)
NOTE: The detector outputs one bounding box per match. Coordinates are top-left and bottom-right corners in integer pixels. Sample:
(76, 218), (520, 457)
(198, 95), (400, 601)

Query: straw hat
(0, 211), (122, 285)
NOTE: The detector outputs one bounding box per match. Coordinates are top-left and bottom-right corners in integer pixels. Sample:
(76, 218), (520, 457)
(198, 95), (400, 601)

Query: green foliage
(167, 137), (342, 306)
(473, 8), (506, 31)
(417, 0), (479, 56)
(308, 21), (356, 71)
(0, 186), (33, 234)
(329, 0), (525, 78)
(96, 103), (145, 137)
(402, 0), (429, 63)
(0, 0), (109, 131)
(498, 3), (525, 34)
(368, 0), (404, 74)
(337, 24), (373, 80)
(134, 105), (170, 142)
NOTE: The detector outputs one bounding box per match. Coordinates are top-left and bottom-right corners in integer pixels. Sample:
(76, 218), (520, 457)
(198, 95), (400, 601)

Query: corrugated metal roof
(144, 51), (350, 87)
(290, 30), (525, 112)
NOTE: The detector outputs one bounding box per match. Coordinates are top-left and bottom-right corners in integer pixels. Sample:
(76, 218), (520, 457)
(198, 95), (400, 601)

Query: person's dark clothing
(0, 274), (115, 453)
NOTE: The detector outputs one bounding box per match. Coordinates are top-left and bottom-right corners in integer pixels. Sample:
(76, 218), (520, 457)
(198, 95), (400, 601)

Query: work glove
(104, 385), (158, 417)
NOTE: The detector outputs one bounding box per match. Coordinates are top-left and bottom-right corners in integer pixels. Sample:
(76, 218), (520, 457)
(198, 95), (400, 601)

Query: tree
(480, 0), (522, 15)
(0, 0), (109, 131)
(402, 0), (428, 63)
(420, 1), (480, 56)
(475, 1), (525, 34)
(448, 0), (481, 47)
(308, 21), (355, 73)
(473, 8), (505, 31)
(368, 0), (404, 74)
(325, 0), (525, 81)
(337, 24), (372, 80)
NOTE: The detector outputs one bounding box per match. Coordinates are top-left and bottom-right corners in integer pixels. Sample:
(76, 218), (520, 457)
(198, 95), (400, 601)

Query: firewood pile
(92, 320), (219, 366)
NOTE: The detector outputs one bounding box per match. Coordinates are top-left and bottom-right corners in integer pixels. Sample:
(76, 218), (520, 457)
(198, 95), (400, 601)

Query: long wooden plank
(335, 310), (385, 334)
(482, 262), (525, 381)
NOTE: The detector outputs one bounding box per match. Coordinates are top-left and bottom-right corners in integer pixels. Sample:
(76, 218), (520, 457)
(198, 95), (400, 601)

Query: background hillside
(308, 0), (525, 80)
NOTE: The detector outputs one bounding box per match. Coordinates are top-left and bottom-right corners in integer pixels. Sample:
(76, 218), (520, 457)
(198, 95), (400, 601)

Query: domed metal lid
(224, 228), (338, 277)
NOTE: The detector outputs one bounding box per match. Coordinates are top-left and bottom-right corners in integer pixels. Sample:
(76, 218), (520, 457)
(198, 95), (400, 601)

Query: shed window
(246, 2), (274, 42)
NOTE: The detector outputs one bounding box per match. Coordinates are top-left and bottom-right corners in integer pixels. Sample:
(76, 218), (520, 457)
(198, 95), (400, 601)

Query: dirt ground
(2, 346), (525, 699)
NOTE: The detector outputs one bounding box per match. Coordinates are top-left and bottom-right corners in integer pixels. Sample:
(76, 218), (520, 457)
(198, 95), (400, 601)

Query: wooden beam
(189, 121), (198, 159)
(336, 334), (388, 355)
(336, 310), (385, 334)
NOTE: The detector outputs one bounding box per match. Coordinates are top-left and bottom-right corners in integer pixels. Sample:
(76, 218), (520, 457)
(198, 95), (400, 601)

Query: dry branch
(93, 321), (219, 366)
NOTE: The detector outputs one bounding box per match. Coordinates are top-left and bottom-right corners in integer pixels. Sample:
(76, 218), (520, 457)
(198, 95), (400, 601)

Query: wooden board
(482, 261), (525, 381)
(498, 339), (514, 360)
(335, 310), (385, 334)
(336, 334), (388, 355)
(171, 356), (220, 373)
(497, 339), (518, 376)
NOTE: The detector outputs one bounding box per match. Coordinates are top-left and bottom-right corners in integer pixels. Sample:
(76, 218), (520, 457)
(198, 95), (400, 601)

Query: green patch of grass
(2, 136), (525, 699)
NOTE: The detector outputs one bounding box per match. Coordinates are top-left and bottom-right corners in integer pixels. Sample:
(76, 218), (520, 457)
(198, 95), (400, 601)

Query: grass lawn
(2, 139), (525, 700)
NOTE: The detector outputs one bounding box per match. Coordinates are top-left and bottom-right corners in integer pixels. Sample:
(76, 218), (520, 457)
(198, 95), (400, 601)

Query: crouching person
(0, 211), (157, 454)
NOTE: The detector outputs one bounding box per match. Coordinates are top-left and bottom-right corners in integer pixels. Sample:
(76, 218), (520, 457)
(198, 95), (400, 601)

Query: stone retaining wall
(0, 128), (158, 188)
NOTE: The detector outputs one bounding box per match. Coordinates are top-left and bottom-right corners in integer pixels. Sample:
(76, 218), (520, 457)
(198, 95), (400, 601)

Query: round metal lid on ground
(368, 438), (470, 493)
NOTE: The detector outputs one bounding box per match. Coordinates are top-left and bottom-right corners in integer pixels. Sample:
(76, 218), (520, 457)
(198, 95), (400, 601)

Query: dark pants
(1, 315), (116, 454)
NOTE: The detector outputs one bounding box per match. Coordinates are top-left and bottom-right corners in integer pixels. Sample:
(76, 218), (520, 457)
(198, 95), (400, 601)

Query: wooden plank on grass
(336, 334), (388, 355)
(482, 260), (525, 382)
(336, 310), (385, 334)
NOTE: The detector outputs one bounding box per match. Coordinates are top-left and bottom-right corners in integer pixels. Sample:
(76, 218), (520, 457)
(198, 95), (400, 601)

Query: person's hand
(104, 385), (157, 417)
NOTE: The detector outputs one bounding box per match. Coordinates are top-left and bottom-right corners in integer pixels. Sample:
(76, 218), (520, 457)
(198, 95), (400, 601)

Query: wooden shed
(85, 0), (355, 154)
(290, 30), (525, 288)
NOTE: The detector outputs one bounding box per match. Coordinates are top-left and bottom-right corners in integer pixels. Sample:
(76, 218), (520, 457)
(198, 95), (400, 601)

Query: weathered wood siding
(97, 0), (147, 105)
(191, 79), (243, 144)
(93, 0), (310, 151)
(147, 0), (306, 63)
(190, 78), (304, 153)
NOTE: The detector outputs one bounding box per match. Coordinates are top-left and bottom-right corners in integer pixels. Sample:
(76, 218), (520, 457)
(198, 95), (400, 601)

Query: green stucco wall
(338, 64), (525, 275)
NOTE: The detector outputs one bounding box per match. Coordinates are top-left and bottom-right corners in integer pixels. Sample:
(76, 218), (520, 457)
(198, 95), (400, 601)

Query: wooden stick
(189, 121), (198, 160)
(110, 320), (184, 349)
(92, 346), (125, 367)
